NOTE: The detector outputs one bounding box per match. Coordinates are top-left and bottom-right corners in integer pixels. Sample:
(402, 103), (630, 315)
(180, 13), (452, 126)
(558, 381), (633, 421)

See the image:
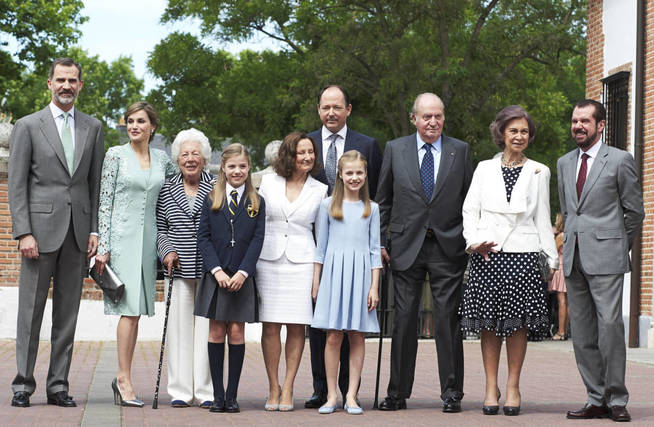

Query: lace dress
(98, 143), (176, 316)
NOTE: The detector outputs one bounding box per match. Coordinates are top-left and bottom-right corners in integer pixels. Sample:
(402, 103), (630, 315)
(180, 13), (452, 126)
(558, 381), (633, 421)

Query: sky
(78, 0), (280, 93)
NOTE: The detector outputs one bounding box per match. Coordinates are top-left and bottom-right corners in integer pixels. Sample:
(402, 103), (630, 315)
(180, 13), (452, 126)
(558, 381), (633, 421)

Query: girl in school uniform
(311, 150), (381, 415)
(195, 143), (265, 413)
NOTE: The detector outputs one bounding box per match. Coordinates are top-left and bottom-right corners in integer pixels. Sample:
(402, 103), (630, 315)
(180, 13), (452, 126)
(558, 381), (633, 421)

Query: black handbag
(89, 263), (125, 304)
(537, 251), (550, 281)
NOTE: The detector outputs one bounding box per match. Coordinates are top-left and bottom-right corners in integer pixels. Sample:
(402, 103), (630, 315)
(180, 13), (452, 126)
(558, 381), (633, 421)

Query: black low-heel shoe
(482, 387), (501, 415)
(482, 404), (499, 415)
(503, 405), (521, 416)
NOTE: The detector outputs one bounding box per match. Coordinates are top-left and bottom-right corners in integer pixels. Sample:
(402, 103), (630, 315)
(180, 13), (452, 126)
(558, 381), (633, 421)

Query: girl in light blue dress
(311, 150), (381, 415)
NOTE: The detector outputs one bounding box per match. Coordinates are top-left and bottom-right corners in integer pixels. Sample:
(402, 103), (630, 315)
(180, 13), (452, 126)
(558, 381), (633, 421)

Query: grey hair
(264, 140), (282, 165)
(171, 128), (212, 168)
(411, 92), (445, 116)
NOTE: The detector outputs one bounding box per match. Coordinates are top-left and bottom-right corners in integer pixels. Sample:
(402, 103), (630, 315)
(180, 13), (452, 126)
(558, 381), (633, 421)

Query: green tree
(147, 32), (305, 165)
(1, 0), (86, 106)
(161, 0), (586, 212)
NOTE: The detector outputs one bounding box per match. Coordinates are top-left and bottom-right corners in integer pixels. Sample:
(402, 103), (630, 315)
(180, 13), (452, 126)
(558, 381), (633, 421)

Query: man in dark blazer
(8, 58), (105, 407)
(376, 93), (473, 412)
(305, 85), (383, 408)
(558, 100), (644, 422)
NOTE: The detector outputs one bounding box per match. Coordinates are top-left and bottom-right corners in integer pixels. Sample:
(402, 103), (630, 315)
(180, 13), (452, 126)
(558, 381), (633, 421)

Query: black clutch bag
(89, 263), (125, 304)
(537, 251), (550, 281)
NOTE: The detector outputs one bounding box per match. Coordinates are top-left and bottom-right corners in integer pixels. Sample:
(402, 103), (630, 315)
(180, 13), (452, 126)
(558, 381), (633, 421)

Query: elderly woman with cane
(155, 128), (215, 408)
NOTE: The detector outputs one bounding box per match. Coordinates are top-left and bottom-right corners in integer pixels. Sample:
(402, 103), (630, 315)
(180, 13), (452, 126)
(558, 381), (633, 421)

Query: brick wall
(640, 0), (654, 317)
(586, 0), (605, 100)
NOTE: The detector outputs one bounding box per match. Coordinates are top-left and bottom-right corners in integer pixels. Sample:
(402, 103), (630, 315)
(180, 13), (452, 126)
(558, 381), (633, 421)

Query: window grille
(601, 71), (630, 150)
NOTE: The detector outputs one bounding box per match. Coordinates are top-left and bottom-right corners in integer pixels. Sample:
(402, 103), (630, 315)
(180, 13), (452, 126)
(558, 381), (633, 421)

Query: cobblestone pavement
(1, 338), (653, 426)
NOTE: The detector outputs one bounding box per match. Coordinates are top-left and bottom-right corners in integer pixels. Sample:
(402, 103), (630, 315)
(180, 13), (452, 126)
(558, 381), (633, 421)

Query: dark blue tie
(421, 143), (434, 200)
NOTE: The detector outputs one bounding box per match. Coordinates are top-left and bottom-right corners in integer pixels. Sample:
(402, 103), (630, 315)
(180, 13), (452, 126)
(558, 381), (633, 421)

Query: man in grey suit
(8, 58), (105, 408)
(376, 93), (473, 412)
(558, 99), (644, 423)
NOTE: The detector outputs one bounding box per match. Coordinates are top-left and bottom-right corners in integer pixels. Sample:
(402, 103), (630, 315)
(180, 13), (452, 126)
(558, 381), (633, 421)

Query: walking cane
(152, 272), (175, 409)
(373, 267), (388, 409)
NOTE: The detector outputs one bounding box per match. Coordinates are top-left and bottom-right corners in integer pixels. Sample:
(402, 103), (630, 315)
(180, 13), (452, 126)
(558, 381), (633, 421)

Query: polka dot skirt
(459, 166), (550, 341)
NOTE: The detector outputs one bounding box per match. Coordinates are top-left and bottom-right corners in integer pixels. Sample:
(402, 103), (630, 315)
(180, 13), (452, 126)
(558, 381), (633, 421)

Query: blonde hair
(329, 150), (371, 220)
(554, 212), (564, 233)
(555, 232), (564, 251)
(209, 143), (260, 212)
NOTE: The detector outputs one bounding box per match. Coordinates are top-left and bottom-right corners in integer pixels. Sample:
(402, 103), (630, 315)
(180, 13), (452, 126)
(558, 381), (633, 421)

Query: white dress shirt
(49, 102), (76, 148)
(416, 134), (442, 184)
(575, 138), (603, 178)
(321, 124), (347, 164)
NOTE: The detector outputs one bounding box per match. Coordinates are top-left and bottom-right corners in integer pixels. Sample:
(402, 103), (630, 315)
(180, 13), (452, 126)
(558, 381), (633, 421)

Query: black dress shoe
(443, 398), (462, 413)
(610, 406), (631, 422)
(567, 404), (610, 419)
(47, 391), (77, 407)
(225, 398), (240, 413)
(378, 396), (407, 411)
(209, 397), (225, 413)
(304, 393), (327, 408)
(11, 391), (30, 408)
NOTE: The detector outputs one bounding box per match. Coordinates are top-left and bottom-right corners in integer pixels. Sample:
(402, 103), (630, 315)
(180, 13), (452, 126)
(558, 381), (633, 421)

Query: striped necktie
(229, 189), (238, 215)
(61, 112), (74, 173)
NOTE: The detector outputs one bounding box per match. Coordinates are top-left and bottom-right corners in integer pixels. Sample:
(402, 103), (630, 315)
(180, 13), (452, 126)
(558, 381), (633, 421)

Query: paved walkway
(1, 338), (653, 426)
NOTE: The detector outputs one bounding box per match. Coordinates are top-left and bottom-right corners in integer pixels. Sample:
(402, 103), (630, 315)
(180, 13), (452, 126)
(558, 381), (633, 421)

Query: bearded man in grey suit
(558, 99), (644, 423)
(8, 58), (105, 408)
(376, 93), (473, 412)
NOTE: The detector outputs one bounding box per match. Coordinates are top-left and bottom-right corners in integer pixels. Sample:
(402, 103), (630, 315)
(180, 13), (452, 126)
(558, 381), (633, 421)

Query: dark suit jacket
(376, 133), (473, 271)
(9, 105), (105, 253)
(308, 128), (383, 198)
(197, 191), (266, 277)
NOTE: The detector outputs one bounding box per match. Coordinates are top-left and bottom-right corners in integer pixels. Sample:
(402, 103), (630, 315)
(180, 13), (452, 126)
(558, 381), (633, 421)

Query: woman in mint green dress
(96, 102), (176, 406)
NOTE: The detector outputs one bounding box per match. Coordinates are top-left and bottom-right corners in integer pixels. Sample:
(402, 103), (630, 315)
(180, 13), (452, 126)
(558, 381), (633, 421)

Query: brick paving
(1, 338), (653, 426)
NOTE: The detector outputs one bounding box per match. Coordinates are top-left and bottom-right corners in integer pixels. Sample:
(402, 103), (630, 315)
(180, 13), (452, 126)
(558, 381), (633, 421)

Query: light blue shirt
(416, 134), (441, 184)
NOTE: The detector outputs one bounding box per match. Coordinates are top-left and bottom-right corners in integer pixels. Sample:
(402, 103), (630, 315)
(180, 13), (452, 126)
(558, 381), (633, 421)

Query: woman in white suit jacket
(460, 106), (557, 416)
(257, 132), (328, 411)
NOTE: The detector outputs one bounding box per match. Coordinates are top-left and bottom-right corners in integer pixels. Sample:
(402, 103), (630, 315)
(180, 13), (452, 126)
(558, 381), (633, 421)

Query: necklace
(501, 153), (525, 168)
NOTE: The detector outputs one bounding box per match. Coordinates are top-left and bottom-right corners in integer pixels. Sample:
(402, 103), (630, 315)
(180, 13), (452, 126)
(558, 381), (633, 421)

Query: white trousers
(166, 277), (213, 404)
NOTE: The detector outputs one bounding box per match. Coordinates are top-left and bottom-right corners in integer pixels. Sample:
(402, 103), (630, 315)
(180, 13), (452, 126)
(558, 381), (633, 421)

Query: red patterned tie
(576, 153), (589, 199)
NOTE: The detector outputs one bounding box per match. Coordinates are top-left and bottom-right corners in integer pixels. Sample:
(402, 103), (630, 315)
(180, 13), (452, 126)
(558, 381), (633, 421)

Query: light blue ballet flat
(318, 403), (339, 414)
(344, 403), (363, 415)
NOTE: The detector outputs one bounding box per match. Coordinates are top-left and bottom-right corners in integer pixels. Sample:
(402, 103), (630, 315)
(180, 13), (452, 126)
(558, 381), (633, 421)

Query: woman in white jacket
(460, 105), (557, 417)
(257, 132), (328, 411)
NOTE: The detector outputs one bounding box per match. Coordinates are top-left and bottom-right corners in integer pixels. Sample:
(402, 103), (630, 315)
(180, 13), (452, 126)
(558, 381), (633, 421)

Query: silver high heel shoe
(112, 378), (144, 407)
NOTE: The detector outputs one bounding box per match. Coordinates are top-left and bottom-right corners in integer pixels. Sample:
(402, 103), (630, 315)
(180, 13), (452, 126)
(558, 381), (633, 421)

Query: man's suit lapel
(578, 144), (608, 208)
(564, 151), (579, 210)
(344, 129), (358, 152)
(431, 135), (455, 202)
(73, 113), (89, 175)
(402, 134), (425, 202)
(38, 108), (69, 174)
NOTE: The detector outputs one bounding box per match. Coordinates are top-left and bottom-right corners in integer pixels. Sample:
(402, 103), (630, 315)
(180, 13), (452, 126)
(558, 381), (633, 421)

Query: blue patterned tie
(325, 134), (338, 192)
(421, 143), (434, 200)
